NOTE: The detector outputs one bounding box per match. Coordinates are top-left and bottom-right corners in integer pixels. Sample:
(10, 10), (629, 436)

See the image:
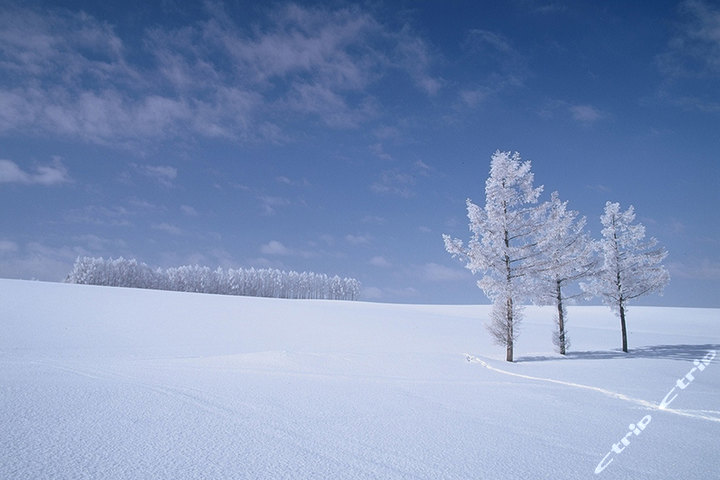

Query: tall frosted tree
(534, 192), (596, 355)
(444, 150), (544, 362)
(582, 202), (670, 352)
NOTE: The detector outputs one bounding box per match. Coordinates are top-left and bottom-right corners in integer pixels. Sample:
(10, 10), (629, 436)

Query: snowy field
(1, 279), (718, 479)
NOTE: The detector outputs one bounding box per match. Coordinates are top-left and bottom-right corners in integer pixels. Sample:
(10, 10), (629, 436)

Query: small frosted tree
(444, 150), (545, 362)
(534, 192), (596, 355)
(582, 202), (670, 352)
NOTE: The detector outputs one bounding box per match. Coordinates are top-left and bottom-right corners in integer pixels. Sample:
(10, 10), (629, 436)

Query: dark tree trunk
(556, 280), (566, 355)
(505, 296), (514, 362)
(503, 215), (514, 362)
(619, 300), (628, 353)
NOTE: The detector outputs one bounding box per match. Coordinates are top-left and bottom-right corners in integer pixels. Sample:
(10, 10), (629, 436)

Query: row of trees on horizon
(444, 150), (670, 362)
(65, 257), (362, 301)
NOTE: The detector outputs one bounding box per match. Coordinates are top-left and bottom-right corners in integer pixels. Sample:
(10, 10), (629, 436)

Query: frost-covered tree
(582, 202), (670, 352)
(65, 257), (361, 301)
(444, 151), (545, 362)
(534, 192), (596, 355)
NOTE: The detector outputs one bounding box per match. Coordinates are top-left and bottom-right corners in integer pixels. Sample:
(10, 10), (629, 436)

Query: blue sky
(1, 0), (718, 306)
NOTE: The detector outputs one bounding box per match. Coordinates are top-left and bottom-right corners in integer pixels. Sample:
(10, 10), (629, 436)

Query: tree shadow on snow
(518, 344), (720, 363)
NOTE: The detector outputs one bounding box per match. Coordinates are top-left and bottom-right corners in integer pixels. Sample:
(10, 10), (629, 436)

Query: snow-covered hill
(1, 279), (718, 479)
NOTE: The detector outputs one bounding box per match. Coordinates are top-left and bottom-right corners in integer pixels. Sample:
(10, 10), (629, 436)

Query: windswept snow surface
(1, 279), (718, 479)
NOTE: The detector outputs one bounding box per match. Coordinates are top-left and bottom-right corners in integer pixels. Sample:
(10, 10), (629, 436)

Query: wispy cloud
(369, 256), (392, 268)
(371, 169), (416, 197)
(466, 29), (515, 55)
(658, 0), (720, 78)
(0, 239), (18, 253)
(345, 234), (372, 246)
(586, 184), (612, 193)
(65, 205), (133, 227)
(569, 104), (603, 123)
(656, 0), (720, 111)
(371, 161), (431, 198)
(459, 87), (492, 108)
(152, 222), (183, 235)
(180, 205), (199, 216)
(258, 195), (291, 215)
(275, 176), (310, 187)
(134, 164), (177, 187)
(73, 234), (127, 252)
(0, 158), (70, 185)
(539, 99), (606, 124)
(669, 259), (720, 280)
(0, 240), (89, 281)
(0, 3), (440, 148)
(260, 240), (292, 255)
(369, 143), (393, 161)
(394, 25), (443, 95)
(421, 263), (469, 282)
(457, 28), (527, 105)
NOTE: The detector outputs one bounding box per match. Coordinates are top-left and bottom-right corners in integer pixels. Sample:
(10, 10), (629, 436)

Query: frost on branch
(533, 192), (597, 355)
(443, 150), (545, 362)
(581, 201), (670, 352)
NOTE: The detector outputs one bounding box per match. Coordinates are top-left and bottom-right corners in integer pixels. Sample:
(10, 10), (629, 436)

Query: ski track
(465, 354), (720, 423)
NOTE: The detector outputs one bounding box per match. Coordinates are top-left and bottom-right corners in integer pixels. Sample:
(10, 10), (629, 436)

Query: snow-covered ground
(1, 278), (718, 479)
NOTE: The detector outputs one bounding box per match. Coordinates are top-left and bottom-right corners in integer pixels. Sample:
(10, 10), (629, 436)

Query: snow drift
(1, 279), (718, 479)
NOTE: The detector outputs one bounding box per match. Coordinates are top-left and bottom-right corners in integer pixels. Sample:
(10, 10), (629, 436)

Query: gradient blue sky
(1, 0), (718, 306)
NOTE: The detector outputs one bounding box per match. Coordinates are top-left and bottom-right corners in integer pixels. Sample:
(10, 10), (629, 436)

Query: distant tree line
(65, 257), (361, 301)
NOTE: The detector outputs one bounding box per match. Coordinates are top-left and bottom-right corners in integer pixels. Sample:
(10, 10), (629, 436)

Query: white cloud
(459, 88), (491, 108)
(466, 29), (515, 55)
(669, 259), (720, 280)
(258, 239), (319, 259)
(226, 4), (379, 88)
(276, 176), (310, 187)
(0, 3), (440, 147)
(345, 234), (372, 246)
(260, 240), (292, 255)
(361, 215), (386, 225)
(369, 143), (393, 161)
(394, 26), (443, 95)
(360, 286), (384, 300)
(0, 241), (88, 281)
(659, 0), (720, 77)
(655, 1), (720, 111)
(152, 223), (183, 235)
(371, 160), (432, 198)
(387, 286), (419, 298)
(460, 28), (527, 97)
(0, 239), (19, 253)
(0, 158), (70, 185)
(369, 256), (392, 268)
(258, 195), (291, 215)
(65, 205), (133, 227)
(73, 234), (127, 252)
(135, 164), (177, 187)
(421, 263), (469, 282)
(371, 169), (416, 197)
(285, 82), (376, 128)
(586, 184), (612, 193)
(569, 104), (603, 123)
(538, 99), (606, 124)
(319, 234), (335, 246)
(180, 205), (199, 216)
